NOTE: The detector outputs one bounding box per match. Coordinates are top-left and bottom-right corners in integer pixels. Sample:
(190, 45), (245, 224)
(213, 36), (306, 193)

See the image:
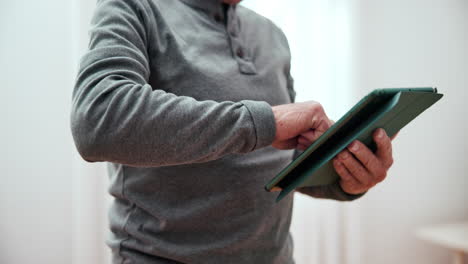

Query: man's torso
(105, 1), (296, 263)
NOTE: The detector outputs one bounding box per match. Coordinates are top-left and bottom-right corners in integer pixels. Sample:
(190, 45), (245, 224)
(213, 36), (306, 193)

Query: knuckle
(376, 171), (387, 182)
(376, 140), (386, 149)
(337, 171), (347, 180)
(386, 143), (393, 153)
(363, 179), (372, 187)
(376, 134), (389, 145)
(312, 102), (324, 115)
(361, 157), (372, 169)
(315, 102), (324, 112)
(343, 181), (355, 190)
(335, 164), (344, 173)
(351, 169), (363, 180)
(336, 167), (349, 180)
(385, 157), (394, 168)
(364, 178), (376, 188)
(356, 166), (367, 176)
(354, 165), (365, 176)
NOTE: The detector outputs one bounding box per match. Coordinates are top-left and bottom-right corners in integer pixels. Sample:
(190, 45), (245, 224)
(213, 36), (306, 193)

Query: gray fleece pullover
(70, 0), (362, 263)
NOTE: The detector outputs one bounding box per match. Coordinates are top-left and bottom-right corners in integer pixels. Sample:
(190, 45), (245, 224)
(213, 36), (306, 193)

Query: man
(70, 0), (394, 263)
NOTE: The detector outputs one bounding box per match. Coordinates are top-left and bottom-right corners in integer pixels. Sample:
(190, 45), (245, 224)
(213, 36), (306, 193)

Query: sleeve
(70, 0), (276, 167)
(296, 182), (366, 201)
(286, 71), (296, 103)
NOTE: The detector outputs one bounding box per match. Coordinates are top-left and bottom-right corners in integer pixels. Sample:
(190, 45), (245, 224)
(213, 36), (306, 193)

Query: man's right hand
(271, 101), (332, 150)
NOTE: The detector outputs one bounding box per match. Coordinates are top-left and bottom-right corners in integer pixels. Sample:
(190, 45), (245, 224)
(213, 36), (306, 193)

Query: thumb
(299, 118), (331, 144)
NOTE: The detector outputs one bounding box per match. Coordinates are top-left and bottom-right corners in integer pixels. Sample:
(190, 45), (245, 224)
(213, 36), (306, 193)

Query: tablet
(265, 87), (443, 202)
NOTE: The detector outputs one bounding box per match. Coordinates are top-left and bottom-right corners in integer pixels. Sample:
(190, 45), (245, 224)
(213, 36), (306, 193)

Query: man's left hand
(333, 128), (395, 195)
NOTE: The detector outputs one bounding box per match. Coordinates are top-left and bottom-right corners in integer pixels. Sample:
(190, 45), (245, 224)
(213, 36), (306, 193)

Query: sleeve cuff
(328, 181), (366, 201)
(297, 181), (366, 202)
(241, 100), (276, 150)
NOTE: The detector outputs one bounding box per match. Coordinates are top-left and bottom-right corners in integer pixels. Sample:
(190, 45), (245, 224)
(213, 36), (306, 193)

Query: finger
(308, 104), (329, 129)
(347, 140), (384, 180)
(298, 136), (311, 146)
(334, 159), (363, 194)
(374, 128), (393, 168)
(333, 159), (359, 185)
(316, 118), (332, 133)
(271, 187), (282, 192)
(300, 130), (317, 142)
(272, 138), (298, 150)
(297, 143), (308, 151)
(301, 123), (328, 143)
(337, 150), (373, 186)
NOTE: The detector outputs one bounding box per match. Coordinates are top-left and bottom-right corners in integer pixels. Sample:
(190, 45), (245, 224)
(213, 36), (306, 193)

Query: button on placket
(228, 8), (244, 60)
(226, 5), (257, 74)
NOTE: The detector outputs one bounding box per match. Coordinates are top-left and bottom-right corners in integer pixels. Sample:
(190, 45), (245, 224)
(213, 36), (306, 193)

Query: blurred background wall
(1, 1), (75, 263)
(0, 0), (466, 264)
(353, 0), (468, 263)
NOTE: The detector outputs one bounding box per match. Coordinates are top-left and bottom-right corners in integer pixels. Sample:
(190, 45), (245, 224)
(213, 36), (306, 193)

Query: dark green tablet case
(265, 87), (443, 202)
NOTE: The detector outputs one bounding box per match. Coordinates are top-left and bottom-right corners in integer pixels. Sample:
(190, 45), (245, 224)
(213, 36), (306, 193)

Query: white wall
(1, 0), (466, 264)
(353, 0), (468, 263)
(0, 1), (75, 263)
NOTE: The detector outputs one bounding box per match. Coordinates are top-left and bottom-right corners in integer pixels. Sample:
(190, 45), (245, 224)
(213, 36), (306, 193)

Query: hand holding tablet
(265, 87), (443, 202)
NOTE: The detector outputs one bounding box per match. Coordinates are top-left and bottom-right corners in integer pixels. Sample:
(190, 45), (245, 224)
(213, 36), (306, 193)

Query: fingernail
(349, 141), (359, 152)
(377, 129), (385, 139)
(339, 151), (349, 160)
